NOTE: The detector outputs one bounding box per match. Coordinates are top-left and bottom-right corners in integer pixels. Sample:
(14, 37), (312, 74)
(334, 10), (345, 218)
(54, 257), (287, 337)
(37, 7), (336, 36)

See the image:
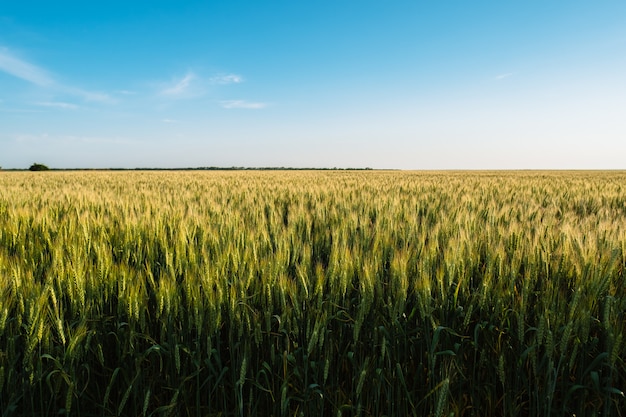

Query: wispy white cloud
(0, 47), (55, 86)
(156, 71), (247, 101)
(34, 101), (79, 110)
(495, 72), (514, 80)
(210, 74), (243, 84)
(70, 88), (114, 103)
(160, 72), (197, 97)
(220, 100), (268, 109)
(14, 132), (134, 145)
(162, 118), (179, 123)
(0, 46), (114, 103)
(0, 107), (44, 113)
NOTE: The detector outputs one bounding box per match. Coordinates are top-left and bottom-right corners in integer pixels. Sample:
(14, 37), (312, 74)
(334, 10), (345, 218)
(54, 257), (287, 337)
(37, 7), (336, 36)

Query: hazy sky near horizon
(1, 1), (625, 169)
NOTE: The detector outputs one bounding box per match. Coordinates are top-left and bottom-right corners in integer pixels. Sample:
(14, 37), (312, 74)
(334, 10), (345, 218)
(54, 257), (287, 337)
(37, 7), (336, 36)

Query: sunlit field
(0, 170), (624, 416)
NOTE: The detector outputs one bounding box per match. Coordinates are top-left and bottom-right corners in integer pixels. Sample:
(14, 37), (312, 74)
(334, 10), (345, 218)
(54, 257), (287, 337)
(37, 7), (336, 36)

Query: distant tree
(29, 163), (50, 171)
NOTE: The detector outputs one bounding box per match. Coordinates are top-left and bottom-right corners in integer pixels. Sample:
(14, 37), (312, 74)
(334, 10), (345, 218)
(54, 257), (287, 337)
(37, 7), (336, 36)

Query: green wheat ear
(0, 170), (625, 416)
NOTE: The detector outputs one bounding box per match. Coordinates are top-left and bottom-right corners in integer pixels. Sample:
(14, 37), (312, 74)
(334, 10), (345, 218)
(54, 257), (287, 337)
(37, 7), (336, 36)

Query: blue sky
(1, 1), (625, 169)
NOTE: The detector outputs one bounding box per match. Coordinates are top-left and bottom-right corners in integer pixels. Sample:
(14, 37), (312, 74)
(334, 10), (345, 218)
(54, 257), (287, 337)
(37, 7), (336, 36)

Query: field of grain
(0, 170), (624, 416)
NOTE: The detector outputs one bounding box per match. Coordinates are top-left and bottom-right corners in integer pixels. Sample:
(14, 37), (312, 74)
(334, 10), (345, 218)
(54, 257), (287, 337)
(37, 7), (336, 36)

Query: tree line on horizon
(2, 164), (376, 171)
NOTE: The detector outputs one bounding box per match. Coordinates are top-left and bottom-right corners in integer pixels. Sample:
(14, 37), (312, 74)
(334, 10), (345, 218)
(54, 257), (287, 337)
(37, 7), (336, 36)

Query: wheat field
(0, 170), (624, 416)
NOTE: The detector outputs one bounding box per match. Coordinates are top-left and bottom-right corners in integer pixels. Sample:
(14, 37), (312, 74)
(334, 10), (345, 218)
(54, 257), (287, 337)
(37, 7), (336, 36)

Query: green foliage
(0, 171), (624, 416)
(28, 163), (49, 171)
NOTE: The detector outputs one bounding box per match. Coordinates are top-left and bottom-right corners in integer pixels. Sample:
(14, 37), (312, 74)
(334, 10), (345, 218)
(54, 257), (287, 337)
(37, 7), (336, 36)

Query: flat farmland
(0, 170), (624, 416)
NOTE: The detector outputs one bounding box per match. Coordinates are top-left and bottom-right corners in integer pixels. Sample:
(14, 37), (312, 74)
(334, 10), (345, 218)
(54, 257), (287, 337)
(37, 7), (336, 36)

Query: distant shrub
(29, 163), (50, 171)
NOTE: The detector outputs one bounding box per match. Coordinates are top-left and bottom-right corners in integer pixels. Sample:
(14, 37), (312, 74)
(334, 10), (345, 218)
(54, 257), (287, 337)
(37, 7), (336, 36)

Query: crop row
(0, 171), (624, 416)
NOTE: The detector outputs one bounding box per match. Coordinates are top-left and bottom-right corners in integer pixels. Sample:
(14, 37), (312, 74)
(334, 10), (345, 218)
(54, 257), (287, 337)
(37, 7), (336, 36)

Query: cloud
(14, 132), (134, 145)
(156, 71), (246, 100)
(220, 100), (268, 109)
(70, 88), (114, 103)
(34, 101), (79, 110)
(210, 74), (243, 84)
(0, 47), (55, 86)
(0, 107), (44, 113)
(495, 72), (514, 80)
(160, 72), (197, 97)
(0, 46), (114, 103)
(162, 118), (179, 123)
